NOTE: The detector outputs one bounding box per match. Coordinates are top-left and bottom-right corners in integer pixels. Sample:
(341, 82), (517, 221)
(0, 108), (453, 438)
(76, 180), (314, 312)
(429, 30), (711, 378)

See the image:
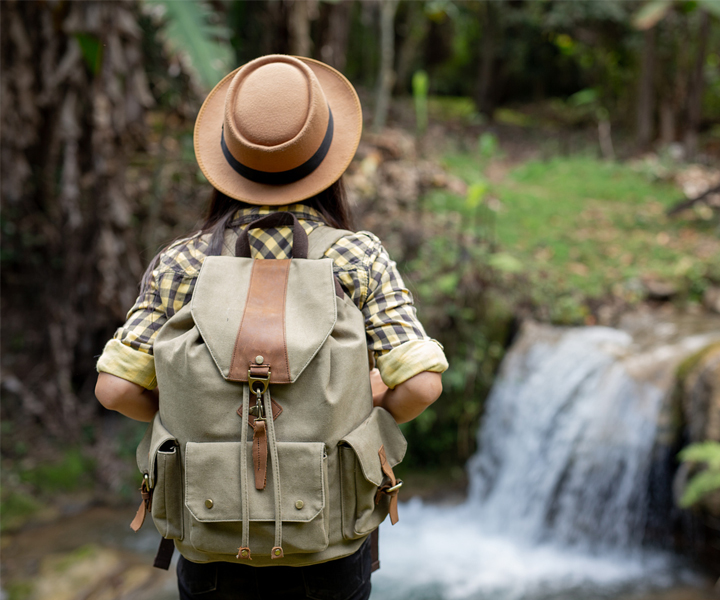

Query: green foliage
(0, 490), (42, 533)
(477, 133), (499, 160)
(412, 70), (429, 134)
(74, 33), (103, 75)
(5, 581), (34, 600)
(147, 0), (233, 90)
(18, 448), (95, 493)
(678, 442), (720, 508)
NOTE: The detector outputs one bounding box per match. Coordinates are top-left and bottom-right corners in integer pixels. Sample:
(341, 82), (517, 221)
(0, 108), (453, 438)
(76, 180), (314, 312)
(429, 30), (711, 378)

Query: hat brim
(194, 57), (362, 206)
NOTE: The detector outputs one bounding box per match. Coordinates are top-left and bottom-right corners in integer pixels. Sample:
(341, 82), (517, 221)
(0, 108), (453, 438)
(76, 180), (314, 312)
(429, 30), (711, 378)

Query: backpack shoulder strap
(307, 225), (354, 260)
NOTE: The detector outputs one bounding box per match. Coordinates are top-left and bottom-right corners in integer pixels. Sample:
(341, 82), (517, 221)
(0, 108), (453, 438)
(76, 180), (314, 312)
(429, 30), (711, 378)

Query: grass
(431, 152), (720, 321)
(1, 447), (96, 532)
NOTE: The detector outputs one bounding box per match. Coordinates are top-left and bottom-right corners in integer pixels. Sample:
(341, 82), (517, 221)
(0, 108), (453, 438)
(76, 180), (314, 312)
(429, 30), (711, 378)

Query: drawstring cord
(237, 385), (252, 560)
(264, 387), (284, 558)
(237, 383), (283, 560)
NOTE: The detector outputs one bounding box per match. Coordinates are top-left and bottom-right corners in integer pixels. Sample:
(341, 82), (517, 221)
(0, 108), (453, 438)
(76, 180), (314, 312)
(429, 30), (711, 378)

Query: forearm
(372, 370), (442, 424)
(95, 372), (159, 422)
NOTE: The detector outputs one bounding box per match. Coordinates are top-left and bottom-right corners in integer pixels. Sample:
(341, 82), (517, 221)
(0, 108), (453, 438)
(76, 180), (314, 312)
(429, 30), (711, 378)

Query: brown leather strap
(237, 547), (252, 560)
(371, 528), (380, 572)
(252, 419), (268, 490)
(228, 259), (291, 383)
(153, 537), (175, 570)
(376, 445), (400, 525)
(130, 500), (147, 532)
(235, 212), (309, 259)
(130, 483), (152, 532)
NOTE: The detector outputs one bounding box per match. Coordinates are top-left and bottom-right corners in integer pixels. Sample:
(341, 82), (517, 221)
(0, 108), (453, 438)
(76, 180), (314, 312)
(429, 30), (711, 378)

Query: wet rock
(673, 343), (720, 571)
(703, 287), (720, 315)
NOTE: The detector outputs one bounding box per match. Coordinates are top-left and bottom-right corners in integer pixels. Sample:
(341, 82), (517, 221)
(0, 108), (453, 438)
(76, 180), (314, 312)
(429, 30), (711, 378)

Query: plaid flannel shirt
(97, 204), (448, 390)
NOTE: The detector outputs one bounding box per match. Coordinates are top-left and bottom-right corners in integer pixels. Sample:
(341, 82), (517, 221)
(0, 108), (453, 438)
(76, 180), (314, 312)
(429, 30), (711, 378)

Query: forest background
(1, 0), (720, 536)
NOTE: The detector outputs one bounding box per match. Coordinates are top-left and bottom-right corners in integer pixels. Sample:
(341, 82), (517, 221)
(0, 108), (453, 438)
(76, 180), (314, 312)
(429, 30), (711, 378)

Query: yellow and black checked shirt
(97, 204), (448, 390)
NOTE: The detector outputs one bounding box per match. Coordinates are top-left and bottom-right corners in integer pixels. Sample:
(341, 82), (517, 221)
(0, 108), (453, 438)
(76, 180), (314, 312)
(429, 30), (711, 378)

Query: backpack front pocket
(338, 407), (407, 540)
(184, 441), (328, 556)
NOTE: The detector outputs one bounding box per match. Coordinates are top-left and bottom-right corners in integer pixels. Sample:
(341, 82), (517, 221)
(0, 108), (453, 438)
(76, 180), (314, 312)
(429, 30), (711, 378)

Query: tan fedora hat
(194, 54), (362, 206)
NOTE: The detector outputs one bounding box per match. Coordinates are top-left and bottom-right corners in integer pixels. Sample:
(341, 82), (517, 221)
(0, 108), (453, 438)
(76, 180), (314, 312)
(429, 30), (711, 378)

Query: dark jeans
(177, 538), (372, 600)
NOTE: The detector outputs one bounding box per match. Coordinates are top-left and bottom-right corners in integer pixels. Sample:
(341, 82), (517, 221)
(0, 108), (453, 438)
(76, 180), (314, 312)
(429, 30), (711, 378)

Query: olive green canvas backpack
(131, 213), (406, 569)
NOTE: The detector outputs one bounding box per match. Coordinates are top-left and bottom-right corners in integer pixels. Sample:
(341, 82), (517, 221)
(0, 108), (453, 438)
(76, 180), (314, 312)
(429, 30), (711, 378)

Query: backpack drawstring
(237, 384), (252, 560)
(264, 387), (284, 559)
(237, 384), (284, 560)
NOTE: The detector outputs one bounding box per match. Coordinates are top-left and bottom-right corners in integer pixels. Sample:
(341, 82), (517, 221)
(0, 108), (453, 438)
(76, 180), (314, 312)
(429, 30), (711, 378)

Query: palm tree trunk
(373, 0), (399, 131)
(684, 10), (710, 159)
(1, 0), (151, 436)
(636, 27), (656, 148)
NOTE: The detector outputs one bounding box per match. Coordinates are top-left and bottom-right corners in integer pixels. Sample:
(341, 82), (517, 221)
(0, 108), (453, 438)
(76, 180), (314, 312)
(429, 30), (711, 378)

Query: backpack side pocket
(338, 407), (407, 540)
(152, 440), (184, 540)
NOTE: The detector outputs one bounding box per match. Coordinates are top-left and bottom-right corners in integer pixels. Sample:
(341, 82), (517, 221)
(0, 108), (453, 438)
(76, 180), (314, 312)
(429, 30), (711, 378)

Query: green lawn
(430, 153), (720, 321)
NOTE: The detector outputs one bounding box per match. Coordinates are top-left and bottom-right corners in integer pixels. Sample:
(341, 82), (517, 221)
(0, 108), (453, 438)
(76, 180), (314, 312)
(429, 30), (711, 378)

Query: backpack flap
(339, 407), (407, 484)
(192, 256), (337, 384)
(338, 407), (407, 539)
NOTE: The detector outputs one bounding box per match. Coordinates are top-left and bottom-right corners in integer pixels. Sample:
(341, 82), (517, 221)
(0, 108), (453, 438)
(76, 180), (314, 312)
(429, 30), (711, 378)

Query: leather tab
(271, 546), (284, 560)
(130, 499), (146, 532)
(237, 547), (252, 560)
(377, 445), (400, 525)
(378, 446), (397, 486)
(253, 419), (268, 490)
(130, 483), (152, 532)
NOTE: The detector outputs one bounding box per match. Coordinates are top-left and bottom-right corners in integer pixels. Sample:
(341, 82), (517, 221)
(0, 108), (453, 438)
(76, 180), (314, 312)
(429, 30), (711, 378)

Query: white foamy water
(371, 500), (688, 600)
(371, 321), (719, 600)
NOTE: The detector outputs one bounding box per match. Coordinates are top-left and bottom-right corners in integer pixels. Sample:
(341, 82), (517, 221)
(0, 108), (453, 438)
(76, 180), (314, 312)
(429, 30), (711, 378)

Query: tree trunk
(287, 0), (318, 58)
(660, 99), (676, 144)
(320, 0), (352, 72)
(684, 10), (710, 159)
(475, 1), (498, 118)
(636, 27), (656, 149)
(0, 0), (151, 436)
(394, 1), (429, 95)
(373, 0), (399, 131)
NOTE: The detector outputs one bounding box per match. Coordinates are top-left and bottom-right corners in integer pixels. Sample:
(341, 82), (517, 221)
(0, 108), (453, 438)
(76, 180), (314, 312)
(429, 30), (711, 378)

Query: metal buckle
(386, 480), (403, 494)
(248, 369), (270, 396)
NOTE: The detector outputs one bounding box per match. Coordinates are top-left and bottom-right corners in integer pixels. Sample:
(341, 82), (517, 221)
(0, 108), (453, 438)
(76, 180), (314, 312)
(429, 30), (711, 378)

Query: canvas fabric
(136, 224), (407, 566)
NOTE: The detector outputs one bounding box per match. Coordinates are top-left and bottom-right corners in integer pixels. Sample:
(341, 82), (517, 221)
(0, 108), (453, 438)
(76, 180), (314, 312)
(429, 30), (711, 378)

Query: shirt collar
(228, 203), (325, 227)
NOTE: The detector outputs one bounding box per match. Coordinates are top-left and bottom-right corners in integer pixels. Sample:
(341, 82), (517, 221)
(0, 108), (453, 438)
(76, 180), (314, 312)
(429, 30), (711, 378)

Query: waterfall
(371, 318), (720, 600)
(469, 326), (664, 548)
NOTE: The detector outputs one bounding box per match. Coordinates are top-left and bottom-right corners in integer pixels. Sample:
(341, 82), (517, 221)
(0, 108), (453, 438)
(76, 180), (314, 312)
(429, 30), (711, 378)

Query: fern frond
(147, 0), (233, 90)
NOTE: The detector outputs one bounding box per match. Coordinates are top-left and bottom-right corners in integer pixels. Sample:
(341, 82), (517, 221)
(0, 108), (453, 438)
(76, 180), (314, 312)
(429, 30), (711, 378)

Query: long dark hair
(140, 178), (353, 293)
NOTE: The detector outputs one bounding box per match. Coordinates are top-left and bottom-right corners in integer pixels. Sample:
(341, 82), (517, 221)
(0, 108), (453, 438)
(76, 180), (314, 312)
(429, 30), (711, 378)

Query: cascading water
(371, 317), (720, 600)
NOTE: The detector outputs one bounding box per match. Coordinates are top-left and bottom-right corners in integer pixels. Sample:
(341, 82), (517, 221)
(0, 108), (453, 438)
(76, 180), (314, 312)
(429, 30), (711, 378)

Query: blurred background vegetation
(1, 0), (719, 542)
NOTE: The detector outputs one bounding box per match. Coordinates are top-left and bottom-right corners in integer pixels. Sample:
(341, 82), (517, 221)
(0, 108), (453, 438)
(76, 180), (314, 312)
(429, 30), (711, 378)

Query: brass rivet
(274, 548), (282, 556)
(295, 500), (304, 510)
(255, 355), (264, 365)
(241, 549), (248, 557)
(205, 499), (214, 509)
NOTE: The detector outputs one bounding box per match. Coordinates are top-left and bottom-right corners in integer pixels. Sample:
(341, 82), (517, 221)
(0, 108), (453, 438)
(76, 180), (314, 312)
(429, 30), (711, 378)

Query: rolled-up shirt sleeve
(326, 231), (448, 389)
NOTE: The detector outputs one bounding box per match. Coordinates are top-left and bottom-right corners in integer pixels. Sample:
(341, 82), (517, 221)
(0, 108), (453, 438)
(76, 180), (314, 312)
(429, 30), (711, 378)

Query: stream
(3, 312), (720, 600)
